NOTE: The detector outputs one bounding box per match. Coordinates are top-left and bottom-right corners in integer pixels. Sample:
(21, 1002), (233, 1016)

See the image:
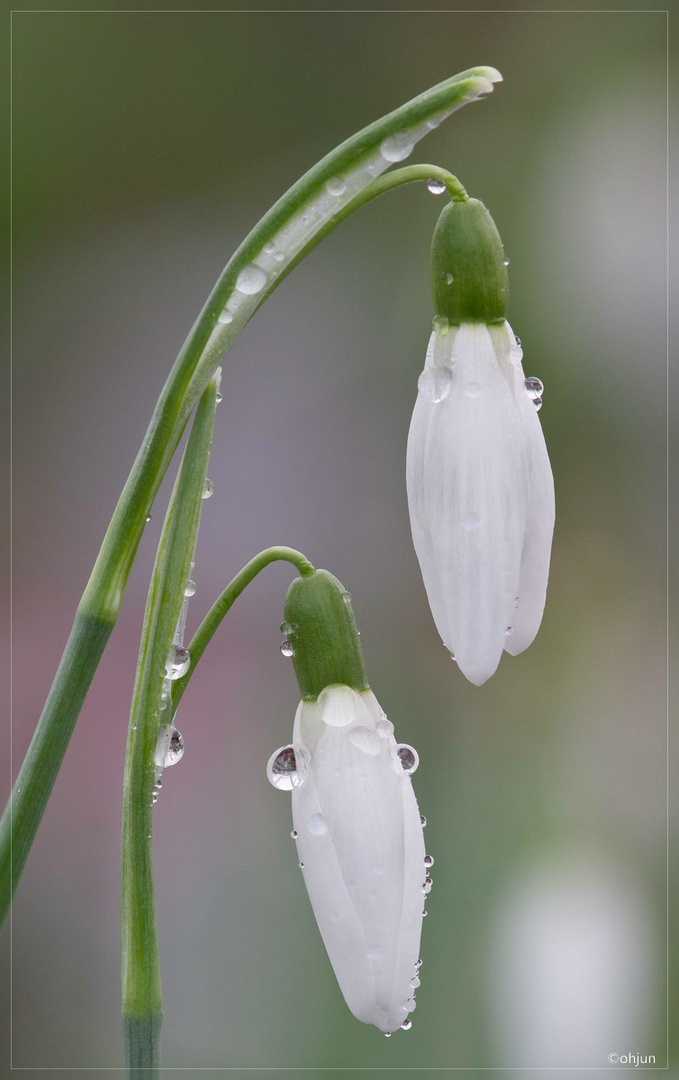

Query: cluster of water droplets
(210, 78), (499, 336)
(151, 549), (209, 805)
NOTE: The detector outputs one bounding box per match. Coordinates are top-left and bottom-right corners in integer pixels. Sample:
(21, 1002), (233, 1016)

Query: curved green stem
(121, 376), (218, 1077)
(170, 547), (314, 714)
(1, 65), (502, 926)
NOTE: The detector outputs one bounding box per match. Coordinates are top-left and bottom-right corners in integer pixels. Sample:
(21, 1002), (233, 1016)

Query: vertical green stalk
(121, 376), (218, 1077)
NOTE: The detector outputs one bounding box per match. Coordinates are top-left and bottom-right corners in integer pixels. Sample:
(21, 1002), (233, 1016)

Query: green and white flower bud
(407, 200), (554, 685)
(431, 197), (508, 324)
(269, 569), (428, 1034)
(283, 569), (368, 700)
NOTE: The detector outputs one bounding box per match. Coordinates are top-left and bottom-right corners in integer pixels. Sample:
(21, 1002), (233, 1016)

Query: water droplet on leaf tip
(279, 638), (294, 658)
(218, 309), (233, 325)
(184, 579), (197, 597)
(235, 265), (267, 295)
(202, 478), (214, 500)
(395, 743), (419, 775)
(427, 177), (446, 195)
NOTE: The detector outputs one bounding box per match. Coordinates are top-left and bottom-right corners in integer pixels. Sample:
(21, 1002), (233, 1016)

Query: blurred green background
(6, 5), (669, 1076)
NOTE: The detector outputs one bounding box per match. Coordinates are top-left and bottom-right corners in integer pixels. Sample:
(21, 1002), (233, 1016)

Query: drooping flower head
(267, 569), (429, 1034)
(406, 195), (555, 685)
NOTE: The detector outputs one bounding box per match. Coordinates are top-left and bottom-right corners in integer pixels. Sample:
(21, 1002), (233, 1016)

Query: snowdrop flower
(267, 570), (428, 1034)
(406, 197), (555, 685)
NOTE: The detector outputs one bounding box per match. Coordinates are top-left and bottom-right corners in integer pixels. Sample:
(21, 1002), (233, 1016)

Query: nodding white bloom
(406, 197), (555, 685)
(268, 570), (429, 1034)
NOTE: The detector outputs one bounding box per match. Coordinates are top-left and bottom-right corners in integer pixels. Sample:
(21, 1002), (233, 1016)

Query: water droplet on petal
(290, 829), (298, 838)
(432, 314), (449, 334)
(380, 132), (415, 162)
(263, 241), (276, 254)
(462, 512), (480, 530)
(325, 176), (347, 196)
(306, 813), (327, 836)
(418, 366), (452, 403)
(422, 876), (433, 895)
(384, 1032), (392, 1038)
(395, 743), (419, 775)
(465, 381), (481, 398)
(514, 334), (522, 348)
(420, 815), (427, 827)
(274, 250), (285, 262)
(215, 391), (223, 404)
(218, 309), (233, 325)
(424, 854), (434, 867)
(202, 478), (214, 500)
(376, 717), (394, 738)
(367, 945), (383, 960)
(317, 685), (355, 727)
(401, 1019), (413, 1031)
(235, 265), (267, 295)
(349, 726), (383, 756)
(184, 579), (197, 597)
(280, 638), (294, 657)
(416, 958), (423, 967)
(165, 644), (190, 680)
(406, 997), (417, 1012)
(266, 744), (310, 791)
(427, 177), (446, 195)
(299, 861), (304, 868)
(533, 397), (543, 410)
(524, 376), (544, 401)
(426, 115), (442, 129)
(410, 975), (421, 989)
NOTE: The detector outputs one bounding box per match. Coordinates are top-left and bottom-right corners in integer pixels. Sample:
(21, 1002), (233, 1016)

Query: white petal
(291, 687), (426, 1032)
(502, 322), (556, 655)
(407, 323), (529, 684)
